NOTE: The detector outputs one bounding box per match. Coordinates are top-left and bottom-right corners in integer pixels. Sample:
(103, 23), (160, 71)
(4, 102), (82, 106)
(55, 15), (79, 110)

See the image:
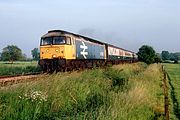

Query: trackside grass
(164, 63), (180, 119)
(0, 63), (165, 120)
(0, 61), (41, 76)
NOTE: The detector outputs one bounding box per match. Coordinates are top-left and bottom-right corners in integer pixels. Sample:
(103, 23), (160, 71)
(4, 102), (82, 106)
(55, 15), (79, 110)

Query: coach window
(66, 37), (71, 45)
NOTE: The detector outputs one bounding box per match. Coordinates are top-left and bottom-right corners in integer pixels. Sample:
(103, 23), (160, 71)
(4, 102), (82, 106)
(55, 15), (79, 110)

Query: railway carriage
(39, 30), (137, 71)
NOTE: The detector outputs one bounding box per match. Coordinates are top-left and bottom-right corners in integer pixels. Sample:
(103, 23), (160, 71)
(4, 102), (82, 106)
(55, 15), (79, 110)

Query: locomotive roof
(43, 30), (104, 45)
(42, 30), (136, 54)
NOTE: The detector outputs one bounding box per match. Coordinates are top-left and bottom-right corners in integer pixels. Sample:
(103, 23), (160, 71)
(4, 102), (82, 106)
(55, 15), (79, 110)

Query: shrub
(104, 67), (128, 91)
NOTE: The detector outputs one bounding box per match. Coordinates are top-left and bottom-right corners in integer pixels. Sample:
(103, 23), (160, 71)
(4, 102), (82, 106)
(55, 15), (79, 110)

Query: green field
(164, 63), (180, 119)
(0, 61), (41, 76)
(0, 63), (165, 120)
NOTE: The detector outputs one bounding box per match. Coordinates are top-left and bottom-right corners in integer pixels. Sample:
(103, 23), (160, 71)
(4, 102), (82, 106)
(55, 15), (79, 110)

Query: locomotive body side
(75, 38), (106, 60)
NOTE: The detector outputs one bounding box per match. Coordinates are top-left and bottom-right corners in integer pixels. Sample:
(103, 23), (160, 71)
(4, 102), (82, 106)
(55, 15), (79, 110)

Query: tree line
(0, 45), (39, 62)
(161, 51), (180, 62)
(137, 45), (179, 64)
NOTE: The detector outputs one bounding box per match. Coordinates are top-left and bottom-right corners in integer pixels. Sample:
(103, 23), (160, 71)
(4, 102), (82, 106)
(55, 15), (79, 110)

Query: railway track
(0, 72), (45, 87)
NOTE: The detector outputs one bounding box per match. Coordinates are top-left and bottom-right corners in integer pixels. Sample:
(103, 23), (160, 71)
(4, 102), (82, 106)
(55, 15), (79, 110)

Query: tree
(137, 45), (156, 64)
(161, 51), (170, 60)
(31, 48), (39, 60)
(1, 45), (23, 62)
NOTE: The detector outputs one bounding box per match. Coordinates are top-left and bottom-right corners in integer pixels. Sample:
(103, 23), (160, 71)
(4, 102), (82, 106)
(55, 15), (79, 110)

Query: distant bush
(174, 60), (179, 64)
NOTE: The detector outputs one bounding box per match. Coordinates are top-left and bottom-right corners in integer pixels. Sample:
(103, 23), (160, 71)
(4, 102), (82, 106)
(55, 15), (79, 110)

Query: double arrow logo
(80, 41), (88, 59)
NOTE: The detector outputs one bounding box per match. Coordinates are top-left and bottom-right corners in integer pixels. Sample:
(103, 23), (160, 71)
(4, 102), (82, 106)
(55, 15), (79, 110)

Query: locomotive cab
(40, 36), (75, 59)
(40, 36), (70, 59)
(39, 30), (76, 71)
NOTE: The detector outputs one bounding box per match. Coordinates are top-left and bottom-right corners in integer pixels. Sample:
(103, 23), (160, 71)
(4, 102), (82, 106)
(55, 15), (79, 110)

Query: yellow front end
(40, 45), (76, 60)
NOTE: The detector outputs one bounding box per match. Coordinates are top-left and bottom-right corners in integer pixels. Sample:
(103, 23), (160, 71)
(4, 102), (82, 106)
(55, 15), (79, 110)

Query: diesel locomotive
(39, 30), (138, 71)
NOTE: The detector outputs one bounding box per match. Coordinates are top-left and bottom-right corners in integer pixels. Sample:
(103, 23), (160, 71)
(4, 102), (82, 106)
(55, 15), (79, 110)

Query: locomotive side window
(41, 37), (53, 45)
(53, 36), (66, 45)
(66, 37), (71, 45)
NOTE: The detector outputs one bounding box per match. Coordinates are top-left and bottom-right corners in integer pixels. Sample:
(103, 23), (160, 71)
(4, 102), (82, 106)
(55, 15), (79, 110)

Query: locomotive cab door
(65, 37), (76, 60)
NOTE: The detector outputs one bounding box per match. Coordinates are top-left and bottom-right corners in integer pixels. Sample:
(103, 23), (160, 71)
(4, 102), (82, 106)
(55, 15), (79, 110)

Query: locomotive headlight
(55, 49), (59, 52)
(46, 49), (49, 53)
(52, 54), (57, 58)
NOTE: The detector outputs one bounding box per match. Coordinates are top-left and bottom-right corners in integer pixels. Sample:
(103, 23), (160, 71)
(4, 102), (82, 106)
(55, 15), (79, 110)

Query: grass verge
(0, 63), (165, 120)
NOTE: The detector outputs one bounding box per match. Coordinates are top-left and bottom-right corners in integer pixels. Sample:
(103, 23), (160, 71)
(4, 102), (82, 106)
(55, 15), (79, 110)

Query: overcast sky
(0, 0), (180, 57)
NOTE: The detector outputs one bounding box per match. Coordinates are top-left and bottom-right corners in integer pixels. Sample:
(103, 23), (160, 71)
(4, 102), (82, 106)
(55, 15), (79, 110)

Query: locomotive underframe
(39, 58), (135, 72)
